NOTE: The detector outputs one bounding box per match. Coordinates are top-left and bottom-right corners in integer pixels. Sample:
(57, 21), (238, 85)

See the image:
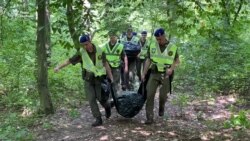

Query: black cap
(154, 28), (165, 37)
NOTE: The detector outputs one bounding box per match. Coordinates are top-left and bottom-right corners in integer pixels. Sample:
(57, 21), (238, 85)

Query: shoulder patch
(98, 55), (102, 60)
(168, 51), (173, 56)
(116, 49), (120, 53)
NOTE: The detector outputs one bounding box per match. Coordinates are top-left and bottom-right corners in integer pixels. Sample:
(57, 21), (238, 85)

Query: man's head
(79, 34), (93, 52)
(154, 28), (167, 46)
(126, 26), (133, 38)
(140, 31), (147, 41)
(108, 31), (118, 43)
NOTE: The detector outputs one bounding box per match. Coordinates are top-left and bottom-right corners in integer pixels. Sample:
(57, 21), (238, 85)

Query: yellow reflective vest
(81, 46), (106, 77)
(103, 42), (124, 68)
(139, 39), (149, 59)
(120, 36), (139, 45)
(149, 40), (178, 72)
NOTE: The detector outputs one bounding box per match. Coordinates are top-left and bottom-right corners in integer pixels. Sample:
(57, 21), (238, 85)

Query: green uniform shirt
(147, 40), (179, 72)
(69, 44), (106, 80)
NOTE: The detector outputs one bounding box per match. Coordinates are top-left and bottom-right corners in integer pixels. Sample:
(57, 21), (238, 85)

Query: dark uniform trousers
(136, 58), (146, 81)
(111, 67), (121, 98)
(125, 59), (137, 90)
(84, 77), (109, 118)
(146, 72), (170, 120)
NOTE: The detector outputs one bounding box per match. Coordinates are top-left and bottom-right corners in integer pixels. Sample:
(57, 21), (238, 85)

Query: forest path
(34, 93), (250, 141)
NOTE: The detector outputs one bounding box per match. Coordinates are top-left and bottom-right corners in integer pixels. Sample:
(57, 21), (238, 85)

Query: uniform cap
(154, 28), (165, 37)
(141, 31), (147, 35)
(127, 25), (133, 32)
(79, 35), (90, 43)
(108, 31), (117, 36)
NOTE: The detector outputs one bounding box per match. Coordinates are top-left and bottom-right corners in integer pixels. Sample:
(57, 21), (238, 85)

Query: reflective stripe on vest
(81, 46), (106, 77)
(120, 36), (139, 45)
(139, 40), (149, 59)
(150, 41), (177, 72)
(103, 42), (123, 68)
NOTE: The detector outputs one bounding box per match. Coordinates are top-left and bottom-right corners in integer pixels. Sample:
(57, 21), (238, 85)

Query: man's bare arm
(104, 62), (114, 83)
(54, 59), (71, 73)
(141, 58), (151, 81)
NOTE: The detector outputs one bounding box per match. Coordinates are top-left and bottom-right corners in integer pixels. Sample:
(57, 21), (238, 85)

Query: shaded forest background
(0, 0), (250, 140)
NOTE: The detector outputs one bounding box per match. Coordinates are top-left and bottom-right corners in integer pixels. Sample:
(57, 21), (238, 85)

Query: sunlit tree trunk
(65, 0), (93, 50)
(66, 0), (80, 50)
(36, 0), (54, 115)
(0, 0), (5, 46)
(46, 0), (51, 66)
(23, 0), (29, 10)
(0, 13), (3, 46)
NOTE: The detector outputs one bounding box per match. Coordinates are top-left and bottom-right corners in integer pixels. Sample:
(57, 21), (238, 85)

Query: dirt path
(34, 94), (250, 141)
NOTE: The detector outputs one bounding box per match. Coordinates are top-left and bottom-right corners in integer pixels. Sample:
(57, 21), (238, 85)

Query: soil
(33, 93), (250, 141)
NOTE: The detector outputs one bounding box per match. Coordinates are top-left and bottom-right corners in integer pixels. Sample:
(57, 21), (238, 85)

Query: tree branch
(233, 0), (243, 25)
(66, 0), (80, 50)
(221, 0), (231, 26)
(0, 0), (11, 46)
(194, 1), (214, 28)
(4, 0), (11, 10)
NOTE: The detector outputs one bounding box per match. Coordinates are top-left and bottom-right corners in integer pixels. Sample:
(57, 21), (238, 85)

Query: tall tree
(66, 0), (80, 50)
(36, 0), (54, 114)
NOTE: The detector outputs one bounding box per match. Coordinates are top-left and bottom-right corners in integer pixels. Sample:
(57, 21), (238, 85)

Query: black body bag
(110, 70), (150, 118)
(100, 78), (111, 102)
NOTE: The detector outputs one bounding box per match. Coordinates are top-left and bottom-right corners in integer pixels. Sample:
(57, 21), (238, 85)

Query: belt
(151, 69), (166, 73)
(150, 65), (166, 73)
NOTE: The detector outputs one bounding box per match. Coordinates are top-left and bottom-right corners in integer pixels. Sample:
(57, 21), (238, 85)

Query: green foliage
(42, 122), (53, 130)
(175, 20), (250, 94)
(69, 108), (80, 119)
(0, 2), (87, 140)
(224, 110), (250, 129)
(1, 91), (39, 111)
(49, 45), (86, 108)
(171, 94), (190, 115)
(0, 4), (38, 109)
(0, 113), (35, 141)
(1, 0), (250, 140)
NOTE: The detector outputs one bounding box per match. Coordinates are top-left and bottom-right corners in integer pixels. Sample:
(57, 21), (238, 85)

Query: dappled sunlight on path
(34, 94), (250, 141)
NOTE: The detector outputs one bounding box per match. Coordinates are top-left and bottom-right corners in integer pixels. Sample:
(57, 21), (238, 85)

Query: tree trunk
(36, 0), (54, 115)
(46, 0), (51, 66)
(66, 0), (80, 50)
(221, 0), (231, 26)
(23, 0), (29, 10)
(0, 14), (3, 46)
(233, 0), (243, 25)
(0, 0), (5, 46)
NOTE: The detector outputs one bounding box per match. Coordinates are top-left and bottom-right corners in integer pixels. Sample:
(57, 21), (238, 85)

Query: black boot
(121, 85), (126, 91)
(145, 114), (154, 125)
(91, 117), (102, 127)
(110, 100), (115, 108)
(104, 103), (111, 119)
(144, 119), (153, 125)
(159, 107), (164, 117)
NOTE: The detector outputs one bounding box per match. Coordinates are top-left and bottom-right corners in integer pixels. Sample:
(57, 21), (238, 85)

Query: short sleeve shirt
(69, 44), (106, 79)
(147, 40), (179, 71)
(147, 40), (179, 60)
